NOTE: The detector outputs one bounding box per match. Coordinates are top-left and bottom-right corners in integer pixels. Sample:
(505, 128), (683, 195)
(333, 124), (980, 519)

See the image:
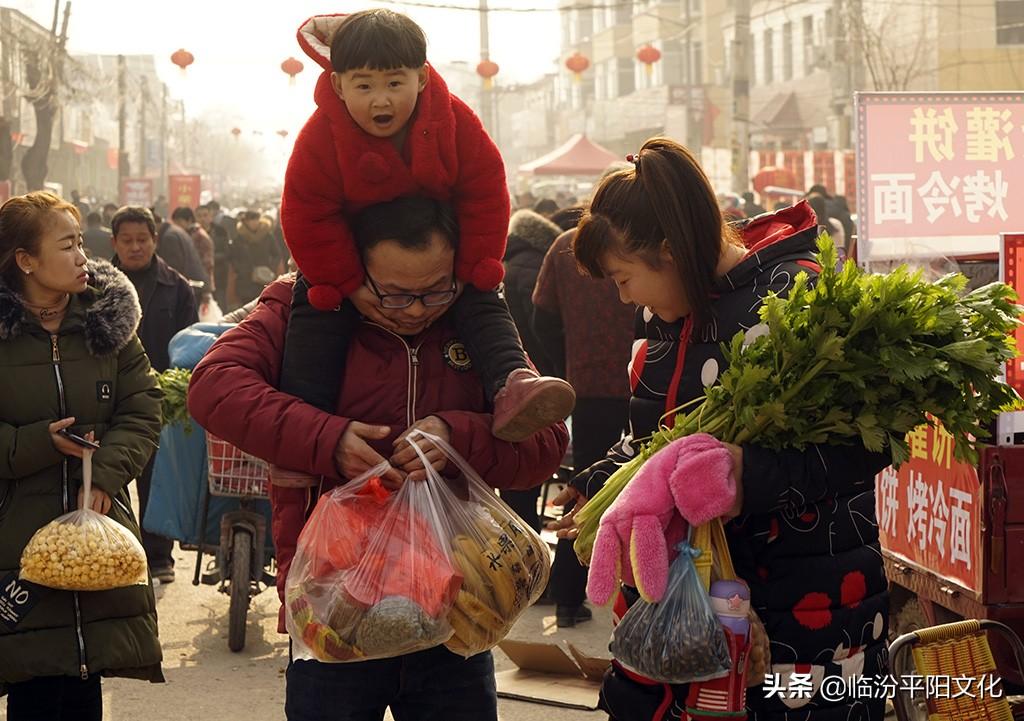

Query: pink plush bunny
(587, 433), (736, 605)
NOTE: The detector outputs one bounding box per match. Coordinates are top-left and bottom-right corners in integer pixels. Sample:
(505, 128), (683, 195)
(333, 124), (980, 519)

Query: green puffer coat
(0, 259), (164, 687)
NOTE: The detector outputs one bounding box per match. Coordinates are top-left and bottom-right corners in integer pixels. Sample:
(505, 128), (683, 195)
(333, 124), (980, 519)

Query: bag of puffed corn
(19, 449), (148, 591)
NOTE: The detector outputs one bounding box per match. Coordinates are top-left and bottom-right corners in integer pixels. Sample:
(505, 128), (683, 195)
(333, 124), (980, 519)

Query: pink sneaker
(269, 464), (320, 488)
(492, 369), (576, 442)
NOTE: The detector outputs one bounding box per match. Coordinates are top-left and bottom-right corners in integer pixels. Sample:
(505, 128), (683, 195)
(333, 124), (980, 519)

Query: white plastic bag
(284, 430), (550, 662)
(20, 449), (148, 591)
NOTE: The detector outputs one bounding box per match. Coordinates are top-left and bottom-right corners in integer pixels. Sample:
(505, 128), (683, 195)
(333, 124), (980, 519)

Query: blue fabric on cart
(145, 321), (274, 551)
(143, 421), (274, 550)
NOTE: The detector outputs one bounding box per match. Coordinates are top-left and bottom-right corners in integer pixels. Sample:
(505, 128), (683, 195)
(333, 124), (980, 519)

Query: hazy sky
(10, 0), (561, 137)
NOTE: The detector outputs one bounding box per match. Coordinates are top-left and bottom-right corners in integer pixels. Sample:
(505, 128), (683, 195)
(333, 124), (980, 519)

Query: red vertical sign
(168, 174), (201, 210)
(1002, 233), (1024, 398)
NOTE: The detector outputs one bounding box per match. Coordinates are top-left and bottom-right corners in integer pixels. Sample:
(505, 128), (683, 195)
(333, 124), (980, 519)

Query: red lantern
(281, 57), (304, 86)
(231, 127), (241, 139)
(476, 59), (499, 90)
(171, 48), (194, 77)
(277, 129), (289, 139)
(565, 52), (590, 83)
(636, 44), (662, 75)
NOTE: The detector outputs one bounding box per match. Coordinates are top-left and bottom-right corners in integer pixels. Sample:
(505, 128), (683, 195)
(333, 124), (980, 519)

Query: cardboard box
(495, 639), (611, 710)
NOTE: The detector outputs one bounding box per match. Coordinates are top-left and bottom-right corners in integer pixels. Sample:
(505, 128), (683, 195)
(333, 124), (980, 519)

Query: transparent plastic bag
(284, 430), (551, 663)
(610, 540), (731, 684)
(20, 449), (148, 591)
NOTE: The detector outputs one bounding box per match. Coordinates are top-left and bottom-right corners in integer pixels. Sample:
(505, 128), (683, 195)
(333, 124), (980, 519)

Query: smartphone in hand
(58, 428), (100, 450)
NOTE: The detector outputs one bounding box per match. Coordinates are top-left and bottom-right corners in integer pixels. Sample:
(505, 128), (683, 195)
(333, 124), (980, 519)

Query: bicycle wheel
(227, 529), (252, 652)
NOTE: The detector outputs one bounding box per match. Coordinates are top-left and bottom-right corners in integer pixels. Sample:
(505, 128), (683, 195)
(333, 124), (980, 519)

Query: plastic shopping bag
(284, 430), (550, 663)
(401, 431), (552, 658)
(609, 539), (731, 684)
(20, 449), (148, 591)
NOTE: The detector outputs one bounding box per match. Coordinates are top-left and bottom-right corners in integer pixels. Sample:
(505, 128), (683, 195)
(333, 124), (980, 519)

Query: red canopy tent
(518, 134), (621, 176)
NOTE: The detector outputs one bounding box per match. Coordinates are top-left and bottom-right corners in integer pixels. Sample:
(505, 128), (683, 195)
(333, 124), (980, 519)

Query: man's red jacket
(282, 15), (511, 310)
(187, 278), (568, 631)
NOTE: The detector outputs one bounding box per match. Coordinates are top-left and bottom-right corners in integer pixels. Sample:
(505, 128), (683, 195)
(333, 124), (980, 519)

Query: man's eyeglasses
(365, 273), (457, 309)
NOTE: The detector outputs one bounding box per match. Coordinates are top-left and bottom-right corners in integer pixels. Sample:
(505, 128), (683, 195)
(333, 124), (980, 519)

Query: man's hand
(78, 487), (112, 514)
(390, 416), (452, 484)
(334, 421), (403, 486)
(545, 485), (587, 540)
(723, 443), (744, 519)
(348, 284), (401, 333)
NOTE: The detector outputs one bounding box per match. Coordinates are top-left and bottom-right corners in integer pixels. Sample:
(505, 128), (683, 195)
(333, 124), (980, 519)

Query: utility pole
(478, 0), (494, 132)
(117, 54), (127, 187)
(138, 76), (148, 179)
(180, 101), (187, 169)
(730, 0), (751, 193)
(683, 0), (699, 153)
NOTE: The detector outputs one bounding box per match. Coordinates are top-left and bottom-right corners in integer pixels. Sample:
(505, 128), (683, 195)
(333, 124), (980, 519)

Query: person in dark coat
(156, 214), (208, 289)
(111, 206), (199, 582)
(0, 192), (163, 719)
(559, 138), (889, 721)
(82, 212), (111, 260)
(498, 209), (563, 535)
(533, 220), (635, 628)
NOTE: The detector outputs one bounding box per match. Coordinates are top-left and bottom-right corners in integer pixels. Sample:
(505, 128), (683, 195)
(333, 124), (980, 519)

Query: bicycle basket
(206, 432), (270, 498)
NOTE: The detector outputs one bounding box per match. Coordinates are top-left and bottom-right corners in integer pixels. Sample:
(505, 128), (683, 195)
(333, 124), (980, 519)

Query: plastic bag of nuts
(19, 448), (147, 591)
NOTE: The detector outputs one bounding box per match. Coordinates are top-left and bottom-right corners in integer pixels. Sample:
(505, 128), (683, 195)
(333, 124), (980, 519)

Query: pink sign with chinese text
(856, 92), (1024, 262)
(875, 422), (982, 594)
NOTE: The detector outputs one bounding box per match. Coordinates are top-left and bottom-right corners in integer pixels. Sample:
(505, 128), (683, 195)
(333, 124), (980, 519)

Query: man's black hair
(208, 200), (221, 211)
(85, 211), (102, 226)
(330, 9), (427, 73)
(171, 206), (196, 224)
(111, 206), (157, 237)
(353, 197), (458, 256)
(243, 210), (261, 222)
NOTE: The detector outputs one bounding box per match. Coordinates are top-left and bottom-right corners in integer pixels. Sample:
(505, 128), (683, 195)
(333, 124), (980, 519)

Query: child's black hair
(330, 9), (427, 73)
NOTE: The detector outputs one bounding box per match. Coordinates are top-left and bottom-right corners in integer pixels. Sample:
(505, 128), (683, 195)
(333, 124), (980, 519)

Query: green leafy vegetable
(574, 236), (1023, 563)
(157, 368), (194, 433)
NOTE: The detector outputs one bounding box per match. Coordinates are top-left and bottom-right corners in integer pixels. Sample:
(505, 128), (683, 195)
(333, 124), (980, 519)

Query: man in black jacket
(111, 206), (199, 582)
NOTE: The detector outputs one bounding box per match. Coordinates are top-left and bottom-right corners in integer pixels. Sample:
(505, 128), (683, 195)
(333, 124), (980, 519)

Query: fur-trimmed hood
(506, 209), (562, 257)
(0, 258), (142, 356)
(235, 216), (274, 243)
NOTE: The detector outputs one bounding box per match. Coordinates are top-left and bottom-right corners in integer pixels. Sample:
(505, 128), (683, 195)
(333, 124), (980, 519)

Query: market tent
(518, 134), (621, 176)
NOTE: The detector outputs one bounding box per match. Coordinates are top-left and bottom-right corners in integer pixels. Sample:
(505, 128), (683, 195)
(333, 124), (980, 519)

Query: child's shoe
(492, 368), (576, 442)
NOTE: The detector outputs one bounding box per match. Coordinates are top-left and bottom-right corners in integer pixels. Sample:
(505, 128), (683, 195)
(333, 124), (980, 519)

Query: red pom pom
(308, 284), (343, 311)
(470, 258), (504, 291)
(357, 152), (391, 183)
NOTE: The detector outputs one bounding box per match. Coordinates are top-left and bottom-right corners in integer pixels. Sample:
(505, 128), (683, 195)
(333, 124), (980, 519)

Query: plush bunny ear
(587, 523), (626, 606)
(667, 434), (737, 527)
(629, 515), (671, 603)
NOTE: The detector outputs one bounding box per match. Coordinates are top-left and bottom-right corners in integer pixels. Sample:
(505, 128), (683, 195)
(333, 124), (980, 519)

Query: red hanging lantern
(636, 44), (662, 75)
(231, 127), (241, 139)
(476, 59), (499, 90)
(281, 56), (304, 86)
(276, 129), (289, 139)
(171, 48), (194, 77)
(565, 52), (590, 83)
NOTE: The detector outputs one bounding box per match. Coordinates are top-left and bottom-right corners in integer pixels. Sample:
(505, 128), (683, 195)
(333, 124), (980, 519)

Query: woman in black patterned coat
(561, 138), (890, 721)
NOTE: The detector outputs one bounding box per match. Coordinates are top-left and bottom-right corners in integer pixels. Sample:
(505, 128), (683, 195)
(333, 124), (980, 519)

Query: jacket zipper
(367, 323), (422, 428)
(51, 334), (89, 680)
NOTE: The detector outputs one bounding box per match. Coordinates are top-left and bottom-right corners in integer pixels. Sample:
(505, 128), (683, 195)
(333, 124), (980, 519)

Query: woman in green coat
(0, 192), (163, 720)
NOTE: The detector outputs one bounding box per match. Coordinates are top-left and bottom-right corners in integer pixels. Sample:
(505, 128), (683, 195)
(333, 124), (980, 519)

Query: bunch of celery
(574, 237), (1023, 563)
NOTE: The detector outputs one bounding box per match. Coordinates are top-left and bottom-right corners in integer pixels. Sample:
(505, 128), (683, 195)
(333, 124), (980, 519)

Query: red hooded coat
(282, 15), (511, 310)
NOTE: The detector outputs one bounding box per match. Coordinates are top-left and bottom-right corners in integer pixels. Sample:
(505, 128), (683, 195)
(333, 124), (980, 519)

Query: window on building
(568, 10), (579, 44)
(691, 40), (703, 85)
(615, 0), (633, 26)
(618, 58), (636, 97)
(802, 15), (814, 74)
(763, 28), (774, 84)
(662, 37), (684, 86)
(824, 8), (833, 42)
(594, 5), (607, 32)
(997, 1), (1024, 44)
(783, 22), (793, 80)
(689, 0), (702, 16)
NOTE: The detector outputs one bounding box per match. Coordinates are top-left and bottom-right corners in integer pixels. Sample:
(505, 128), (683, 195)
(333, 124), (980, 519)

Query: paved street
(2, 538), (614, 721)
